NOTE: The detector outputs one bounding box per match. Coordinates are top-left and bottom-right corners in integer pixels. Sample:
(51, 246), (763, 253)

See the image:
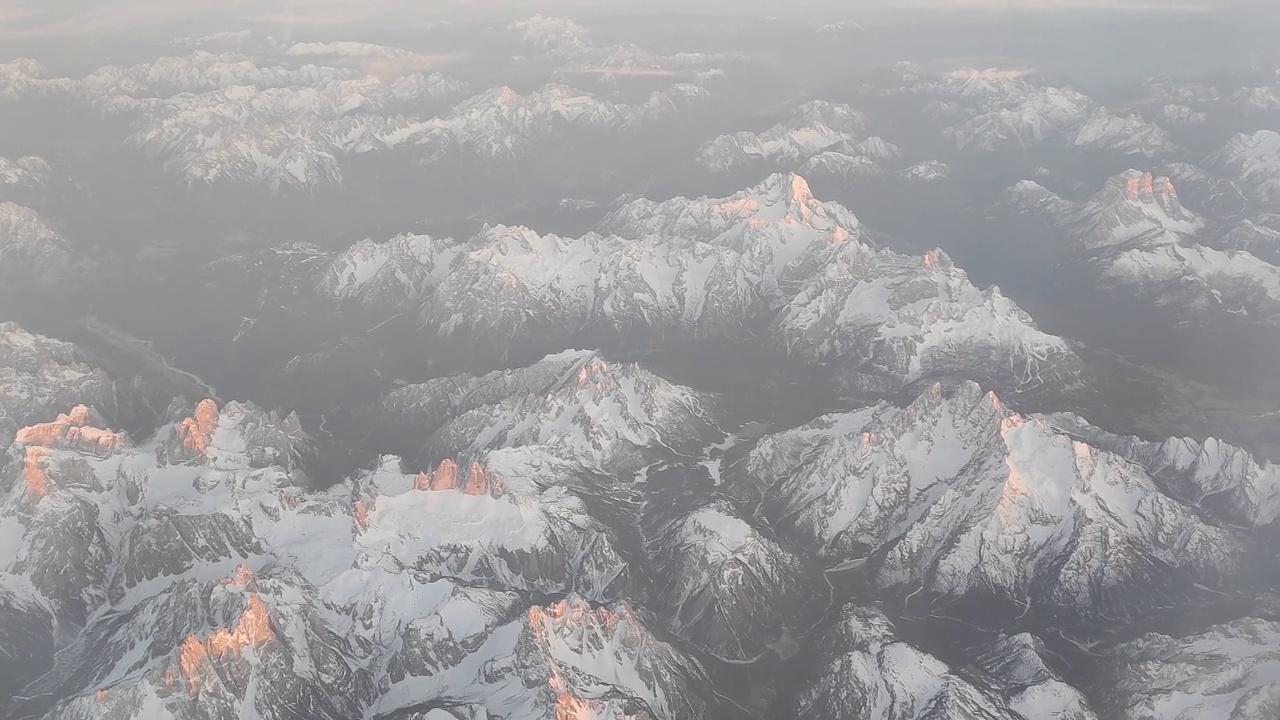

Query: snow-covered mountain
(1043, 412), (1280, 528)
(646, 502), (817, 663)
(1157, 161), (1253, 218)
(1072, 108), (1180, 158)
(695, 100), (930, 182)
(77, 51), (370, 108)
(0, 155), (52, 199)
(916, 70), (1095, 152)
(731, 381), (1245, 623)
(773, 246), (1082, 395)
(0, 58), (75, 101)
(6, 43), (712, 193)
(4, 316), (1270, 718)
(354, 453), (632, 599)
(1005, 170), (1280, 322)
(510, 15), (592, 51)
(0, 322), (218, 450)
(0, 323), (121, 446)
(116, 68), (467, 191)
(0, 202), (73, 289)
(974, 633), (1099, 720)
(368, 349), (723, 474)
(224, 173), (1081, 398)
(1113, 73), (1279, 134)
(316, 232), (461, 312)
(899, 160), (951, 182)
(1155, 103), (1209, 127)
(696, 100), (873, 173)
(795, 605), (1053, 719)
(124, 78), (702, 190)
(507, 14), (733, 75)
(596, 171), (863, 293)
(1008, 170), (1203, 249)
(1095, 616), (1280, 720)
(1, 391), (710, 719)
(1225, 214), (1280, 264)
(430, 82), (709, 165)
(1213, 130), (1280, 212)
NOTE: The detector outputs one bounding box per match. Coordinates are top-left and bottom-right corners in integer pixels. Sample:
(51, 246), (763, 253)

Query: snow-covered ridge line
(2, 390), (704, 718)
(1004, 169), (1280, 326)
(732, 380), (1247, 622)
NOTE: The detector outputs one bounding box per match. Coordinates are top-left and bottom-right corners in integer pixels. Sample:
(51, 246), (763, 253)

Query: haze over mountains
(2, 6), (1279, 720)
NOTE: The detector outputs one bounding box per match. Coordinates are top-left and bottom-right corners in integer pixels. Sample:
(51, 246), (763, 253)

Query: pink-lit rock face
(177, 400), (219, 454)
(23, 446), (50, 499)
(786, 173), (816, 224)
(220, 564), (256, 589)
(429, 459), (459, 491)
(527, 598), (639, 720)
(416, 458), (507, 497)
(575, 357), (614, 392)
(708, 196), (760, 217)
(1125, 175), (1139, 201)
(15, 405), (127, 455)
(354, 500), (371, 530)
(179, 593), (273, 694)
(462, 461), (490, 495)
(1123, 171), (1177, 205)
(923, 248), (944, 270)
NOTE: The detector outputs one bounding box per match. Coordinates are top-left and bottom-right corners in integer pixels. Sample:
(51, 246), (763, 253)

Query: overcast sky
(0, 0), (1271, 40)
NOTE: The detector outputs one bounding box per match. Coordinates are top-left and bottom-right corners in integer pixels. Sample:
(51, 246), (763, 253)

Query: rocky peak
(169, 398), (219, 461)
(529, 595), (639, 648)
(737, 172), (824, 225)
(574, 356), (614, 391)
(177, 587), (274, 694)
(738, 380), (1241, 621)
(15, 405), (129, 456)
(1121, 170), (1155, 202)
(413, 458), (508, 497)
(160, 399), (313, 472)
(0, 323), (127, 451)
(1119, 170), (1180, 209)
(1210, 130), (1280, 211)
(785, 172), (815, 210)
(522, 595), (703, 720)
(1014, 170), (1203, 250)
(21, 446), (52, 500)
(797, 604), (1024, 719)
(788, 100), (870, 136)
